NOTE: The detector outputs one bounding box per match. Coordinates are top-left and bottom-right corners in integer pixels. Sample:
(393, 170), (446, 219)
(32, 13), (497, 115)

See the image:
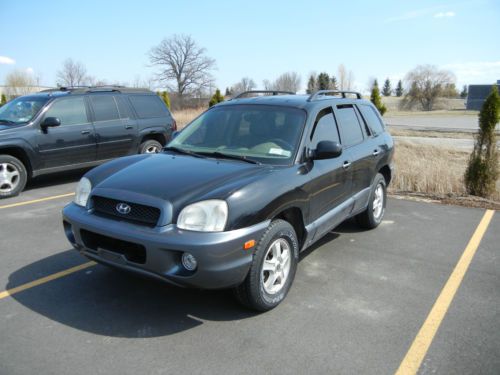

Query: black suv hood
(94, 153), (271, 207)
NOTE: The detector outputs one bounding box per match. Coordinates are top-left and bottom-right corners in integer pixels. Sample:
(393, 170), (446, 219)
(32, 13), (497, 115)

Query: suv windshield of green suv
(168, 105), (306, 165)
(0, 96), (49, 125)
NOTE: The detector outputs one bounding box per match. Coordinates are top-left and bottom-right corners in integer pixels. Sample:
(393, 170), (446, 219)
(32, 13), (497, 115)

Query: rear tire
(233, 219), (298, 311)
(0, 155), (28, 199)
(139, 139), (162, 154)
(356, 173), (386, 229)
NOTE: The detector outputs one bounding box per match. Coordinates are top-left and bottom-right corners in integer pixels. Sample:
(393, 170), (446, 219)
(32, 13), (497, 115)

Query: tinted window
(358, 104), (384, 135)
(90, 95), (120, 122)
(310, 107), (340, 147)
(45, 97), (88, 126)
(129, 95), (168, 119)
(336, 105), (364, 146)
(115, 96), (131, 119)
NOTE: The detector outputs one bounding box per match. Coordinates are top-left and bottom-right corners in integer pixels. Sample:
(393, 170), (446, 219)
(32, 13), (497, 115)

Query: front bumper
(62, 203), (269, 289)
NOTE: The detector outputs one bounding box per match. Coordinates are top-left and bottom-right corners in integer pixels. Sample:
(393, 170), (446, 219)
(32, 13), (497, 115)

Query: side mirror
(311, 141), (342, 160)
(41, 117), (61, 129)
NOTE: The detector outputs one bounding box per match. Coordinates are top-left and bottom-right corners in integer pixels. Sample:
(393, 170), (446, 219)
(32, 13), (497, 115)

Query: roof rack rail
(233, 90), (295, 99)
(307, 90), (362, 101)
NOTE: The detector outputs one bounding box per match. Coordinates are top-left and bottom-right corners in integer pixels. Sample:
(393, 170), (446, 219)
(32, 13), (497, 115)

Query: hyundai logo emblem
(116, 202), (131, 215)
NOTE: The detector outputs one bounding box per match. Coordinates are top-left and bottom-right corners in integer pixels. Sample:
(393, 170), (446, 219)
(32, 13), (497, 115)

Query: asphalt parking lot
(0, 173), (498, 375)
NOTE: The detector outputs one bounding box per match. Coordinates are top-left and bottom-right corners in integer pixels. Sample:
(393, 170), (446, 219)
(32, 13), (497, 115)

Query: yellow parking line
(395, 209), (495, 375)
(0, 261), (96, 300)
(0, 192), (75, 210)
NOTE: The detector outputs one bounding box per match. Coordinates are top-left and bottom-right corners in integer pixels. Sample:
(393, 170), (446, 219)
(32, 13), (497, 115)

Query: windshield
(168, 105), (306, 165)
(0, 96), (49, 125)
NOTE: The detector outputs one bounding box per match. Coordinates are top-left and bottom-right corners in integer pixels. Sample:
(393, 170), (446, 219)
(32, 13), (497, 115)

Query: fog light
(181, 252), (198, 271)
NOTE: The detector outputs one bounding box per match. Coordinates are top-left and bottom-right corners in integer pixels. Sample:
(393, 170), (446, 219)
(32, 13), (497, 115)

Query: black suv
(0, 87), (176, 198)
(62, 90), (394, 311)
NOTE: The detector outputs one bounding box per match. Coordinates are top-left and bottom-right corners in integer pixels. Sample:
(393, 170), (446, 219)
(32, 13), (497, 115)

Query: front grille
(80, 229), (146, 264)
(92, 196), (161, 227)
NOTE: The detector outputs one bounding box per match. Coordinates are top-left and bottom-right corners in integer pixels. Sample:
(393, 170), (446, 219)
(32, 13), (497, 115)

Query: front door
(37, 96), (96, 169)
(303, 107), (353, 238)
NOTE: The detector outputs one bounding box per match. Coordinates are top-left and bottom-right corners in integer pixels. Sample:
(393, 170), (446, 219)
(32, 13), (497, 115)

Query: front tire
(139, 139), (162, 154)
(356, 173), (387, 229)
(0, 155), (28, 199)
(234, 219), (299, 311)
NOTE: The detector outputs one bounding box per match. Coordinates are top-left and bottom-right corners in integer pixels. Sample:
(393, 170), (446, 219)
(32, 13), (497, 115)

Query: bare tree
(231, 77), (256, 94)
(338, 64), (347, 90)
(56, 58), (88, 87)
(263, 72), (301, 92)
(4, 70), (36, 97)
(338, 64), (354, 90)
(149, 34), (216, 100)
(404, 64), (456, 111)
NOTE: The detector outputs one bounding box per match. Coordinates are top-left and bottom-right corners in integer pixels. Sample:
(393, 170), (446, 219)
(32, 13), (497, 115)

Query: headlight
(177, 200), (228, 232)
(74, 177), (92, 207)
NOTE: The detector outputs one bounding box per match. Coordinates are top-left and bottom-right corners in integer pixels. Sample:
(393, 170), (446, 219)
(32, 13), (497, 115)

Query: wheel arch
(273, 206), (306, 250)
(0, 146), (33, 177)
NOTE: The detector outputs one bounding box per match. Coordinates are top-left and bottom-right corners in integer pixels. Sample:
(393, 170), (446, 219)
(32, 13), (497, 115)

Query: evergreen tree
(382, 78), (392, 96)
(317, 72), (330, 90)
(460, 85), (468, 99)
(370, 80), (387, 116)
(209, 89), (224, 107)
(465, 86), (500, 197)
(330, 76), (338, 90)
(160, 91), (171, 109)
(225, 87), (231, 97)
(395, 80), (403, 97)
(306, 74), (316, 94)
(0, 94), (6, 106)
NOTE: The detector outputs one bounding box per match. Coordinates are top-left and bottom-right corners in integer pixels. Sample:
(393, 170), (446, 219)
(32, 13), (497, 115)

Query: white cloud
(434, 11), (456, 18)
(0, 56), (15, 65)
(442, 61), (500, 85)
(26, 67), (34, 75)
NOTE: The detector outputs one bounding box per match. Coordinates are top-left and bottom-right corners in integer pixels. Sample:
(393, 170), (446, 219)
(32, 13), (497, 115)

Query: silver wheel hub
(373, 184), (384, 220)
(0, 163), (20, 193)
(261, 238), (291, 295)
(145, 145), (160, 153)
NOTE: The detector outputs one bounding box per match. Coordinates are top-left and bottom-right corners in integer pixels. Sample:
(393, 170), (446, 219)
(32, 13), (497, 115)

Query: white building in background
(0, 85), (54, 100)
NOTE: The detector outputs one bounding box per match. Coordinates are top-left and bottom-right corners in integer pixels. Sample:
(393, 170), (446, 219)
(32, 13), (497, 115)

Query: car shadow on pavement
(7, 221), (359, 338)
(24, 168), (91, 191)
(6, 249), (257, 338)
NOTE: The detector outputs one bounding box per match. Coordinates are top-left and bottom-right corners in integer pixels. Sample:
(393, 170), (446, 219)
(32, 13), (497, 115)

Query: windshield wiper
(201, 151), (262, 165)
(0, 119), (16, 125)
(163, 146), (207, 158)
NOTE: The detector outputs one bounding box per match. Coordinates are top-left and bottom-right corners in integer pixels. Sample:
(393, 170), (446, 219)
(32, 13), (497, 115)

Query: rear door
(36, 96), (96, 168)
(89, 94), (138, 160)
(356, 103), (387, 171)
(304, 106), (353, 237)
(334, 104), (373, 210)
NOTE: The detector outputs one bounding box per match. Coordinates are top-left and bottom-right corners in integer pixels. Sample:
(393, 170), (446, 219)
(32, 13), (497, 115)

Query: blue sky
(1, 0), (499, 93)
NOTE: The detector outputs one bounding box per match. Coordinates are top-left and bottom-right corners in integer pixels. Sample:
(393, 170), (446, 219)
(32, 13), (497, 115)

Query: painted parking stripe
(0, 261), (96, 300)
(395, 209), (495, 375)
(0, 192), (75, 210)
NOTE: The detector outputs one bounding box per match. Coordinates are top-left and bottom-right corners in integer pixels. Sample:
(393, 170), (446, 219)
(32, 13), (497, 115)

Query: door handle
(125, 125), (134, 130)
(81, 130), (91, 135)
(372, 149), (380, 156)
(342, 161), (351, 169)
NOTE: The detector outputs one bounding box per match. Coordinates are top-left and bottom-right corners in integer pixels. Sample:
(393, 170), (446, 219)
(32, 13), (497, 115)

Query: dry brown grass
(390, 140), (500, 201)
(172, 107), (204, 129)
(388, 128), (475, 139)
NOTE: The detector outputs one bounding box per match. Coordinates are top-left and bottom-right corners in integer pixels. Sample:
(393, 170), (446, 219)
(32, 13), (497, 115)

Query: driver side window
(44, 97), (89, 126)
(310, 107), (340, 148)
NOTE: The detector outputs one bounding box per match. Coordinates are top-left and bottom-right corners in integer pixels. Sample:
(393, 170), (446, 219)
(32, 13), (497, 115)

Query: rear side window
(128, 95), (169, 119)
(358, 104), (385, 136)
(336, 105), (364, 147)
(90, 95), (120, 122)
(44, 97), (88, 126)
(310, 107), (340, 147)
